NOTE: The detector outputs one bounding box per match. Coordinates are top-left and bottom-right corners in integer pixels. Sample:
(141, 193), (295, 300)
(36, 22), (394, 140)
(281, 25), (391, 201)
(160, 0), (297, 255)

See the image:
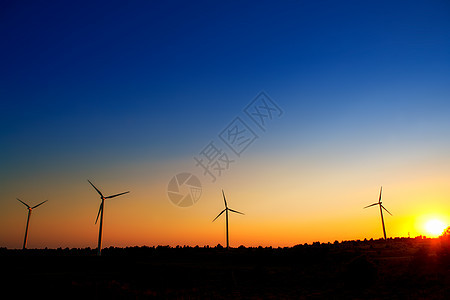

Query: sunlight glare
(424, 219), (446, 237)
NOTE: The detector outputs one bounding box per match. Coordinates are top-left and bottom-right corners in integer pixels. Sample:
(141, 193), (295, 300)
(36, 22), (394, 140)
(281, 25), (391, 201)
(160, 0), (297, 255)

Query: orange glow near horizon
(1, 156), (449, 249)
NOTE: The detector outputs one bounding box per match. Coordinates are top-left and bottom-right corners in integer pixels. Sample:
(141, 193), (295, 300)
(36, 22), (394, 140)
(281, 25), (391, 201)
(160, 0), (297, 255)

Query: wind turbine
(212, 190), (244, 249)
(88, 180), (129, 256)
(364, 186), (392, 240)
(16, 198), (48, 249)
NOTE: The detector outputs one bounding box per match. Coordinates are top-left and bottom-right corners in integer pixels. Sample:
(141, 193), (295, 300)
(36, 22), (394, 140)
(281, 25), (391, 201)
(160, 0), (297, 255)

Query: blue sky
(2, 0), (449, 162)
(1, 1), (449, 247)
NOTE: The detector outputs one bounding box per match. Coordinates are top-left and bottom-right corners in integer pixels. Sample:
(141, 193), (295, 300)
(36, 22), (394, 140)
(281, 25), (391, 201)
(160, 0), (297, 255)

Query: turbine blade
(105, 191), (130, 199)
(381, 205), (392, 216)
(212, 209), (226, 222)
(222, 189), (228, 208)
(88, 180), (104, 198)
(32, 200), (48, 209)
(363, 203), (379, 209)
(228, 208), (244, 215)
(16, 198), (30, 209)
(95, 203), (103, 224)
(379, 186), (382, 202)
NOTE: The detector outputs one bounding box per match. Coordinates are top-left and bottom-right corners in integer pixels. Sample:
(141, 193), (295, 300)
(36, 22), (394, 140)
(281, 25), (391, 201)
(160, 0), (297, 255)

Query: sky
(1, 0), (449, 249)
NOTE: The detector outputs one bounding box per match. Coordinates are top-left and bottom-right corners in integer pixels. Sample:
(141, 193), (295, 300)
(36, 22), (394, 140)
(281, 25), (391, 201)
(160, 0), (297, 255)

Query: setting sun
(424, 219), (447, 237)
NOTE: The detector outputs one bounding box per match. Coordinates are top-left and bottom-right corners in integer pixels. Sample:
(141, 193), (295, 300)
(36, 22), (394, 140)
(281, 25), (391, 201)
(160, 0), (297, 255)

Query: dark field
(1, 237), (449, 299)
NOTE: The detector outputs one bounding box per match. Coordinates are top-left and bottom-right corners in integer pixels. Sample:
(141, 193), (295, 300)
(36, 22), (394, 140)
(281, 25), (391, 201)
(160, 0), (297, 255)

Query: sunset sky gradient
(1, 0), (449, 248)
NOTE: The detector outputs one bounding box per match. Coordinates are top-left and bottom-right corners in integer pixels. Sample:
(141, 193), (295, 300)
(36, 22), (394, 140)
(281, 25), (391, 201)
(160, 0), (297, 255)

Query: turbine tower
(364, 186), (392, 239)
(212, 190), (244, 249)
(88, 180), (129, 256)
(16, 198), (48, 249)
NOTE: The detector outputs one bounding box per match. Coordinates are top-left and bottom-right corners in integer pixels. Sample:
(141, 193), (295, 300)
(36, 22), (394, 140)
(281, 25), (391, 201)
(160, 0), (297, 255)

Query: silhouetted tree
(441, 226), (450, 238)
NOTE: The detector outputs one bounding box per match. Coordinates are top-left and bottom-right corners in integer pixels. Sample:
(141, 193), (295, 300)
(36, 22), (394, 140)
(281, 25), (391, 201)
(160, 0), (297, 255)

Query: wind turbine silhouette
(88, 180), (129, 256)
(212, 190), (244, 249)
(16, 198), (48, 249)
(364, 186), (392, 240)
